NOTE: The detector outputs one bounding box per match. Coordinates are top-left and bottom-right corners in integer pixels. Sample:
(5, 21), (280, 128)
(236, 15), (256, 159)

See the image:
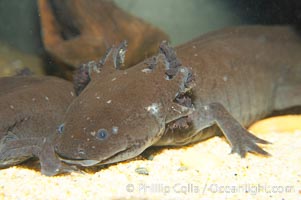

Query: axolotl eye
(57, 123), (65, 134)
(96, 129), (108, 140)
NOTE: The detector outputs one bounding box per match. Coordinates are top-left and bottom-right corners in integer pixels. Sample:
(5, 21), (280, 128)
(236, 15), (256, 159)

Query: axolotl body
(55, 26), (301, 168)
(0, 76), (75, 175)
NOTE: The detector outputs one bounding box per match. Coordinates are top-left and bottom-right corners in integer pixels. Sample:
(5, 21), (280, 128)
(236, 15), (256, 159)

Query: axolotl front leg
(190, 102), (270, 157)
(156, 41), (270, 157)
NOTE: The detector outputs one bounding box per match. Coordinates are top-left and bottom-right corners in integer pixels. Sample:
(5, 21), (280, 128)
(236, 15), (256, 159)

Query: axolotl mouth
(55, 145), (134, 167)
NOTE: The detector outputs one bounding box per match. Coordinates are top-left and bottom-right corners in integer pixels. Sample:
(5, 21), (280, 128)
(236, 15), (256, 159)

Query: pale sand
(0, 129), (300, 199)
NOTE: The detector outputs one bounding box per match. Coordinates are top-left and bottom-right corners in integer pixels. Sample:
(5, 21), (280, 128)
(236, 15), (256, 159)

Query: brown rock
(38, 0), (169, 79)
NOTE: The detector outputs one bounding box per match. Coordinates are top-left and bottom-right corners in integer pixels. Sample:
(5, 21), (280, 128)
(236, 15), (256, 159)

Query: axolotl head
(55, 42), (194, 167)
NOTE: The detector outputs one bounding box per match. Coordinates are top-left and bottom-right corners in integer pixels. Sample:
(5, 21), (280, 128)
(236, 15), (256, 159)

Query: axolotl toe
(0, 76), (76, 176)
(55, 26), (301, 168)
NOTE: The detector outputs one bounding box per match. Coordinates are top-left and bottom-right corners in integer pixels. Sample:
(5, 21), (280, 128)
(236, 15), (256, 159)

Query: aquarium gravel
(0, 125), (300, 199)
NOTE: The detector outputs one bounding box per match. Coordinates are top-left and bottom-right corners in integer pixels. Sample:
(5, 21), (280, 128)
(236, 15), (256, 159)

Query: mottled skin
(0, 76), (75, 175)
(55, 26), (301, 168)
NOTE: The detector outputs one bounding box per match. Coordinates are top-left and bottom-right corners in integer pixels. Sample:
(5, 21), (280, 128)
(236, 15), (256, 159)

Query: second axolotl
(0, 76), (75, 175)
(54, 26), (301, 168)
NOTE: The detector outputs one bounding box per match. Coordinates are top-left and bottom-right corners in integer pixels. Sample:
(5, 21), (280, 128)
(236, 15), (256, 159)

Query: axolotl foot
(229, 126), (271, 157)
(40, 158), (78, 176)
(38, 137), (79, 176)
(192, 102), (271, 157)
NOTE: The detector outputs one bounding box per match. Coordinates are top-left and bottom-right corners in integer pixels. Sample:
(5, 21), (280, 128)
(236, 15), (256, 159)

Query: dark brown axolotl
(0, 76), (75, 175)
(54, 26), (301, 168)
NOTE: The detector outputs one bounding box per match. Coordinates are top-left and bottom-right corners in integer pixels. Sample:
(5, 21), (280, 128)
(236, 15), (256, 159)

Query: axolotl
(0, 76), (75, 175)
(55, 26), (301, 168)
